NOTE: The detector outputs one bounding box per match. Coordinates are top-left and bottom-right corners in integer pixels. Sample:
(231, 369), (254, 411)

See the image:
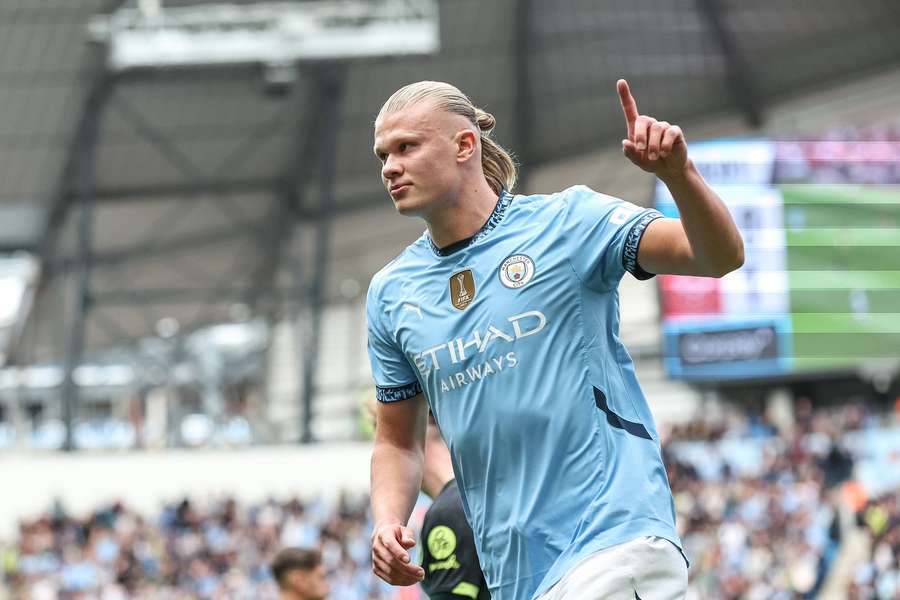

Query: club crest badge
(499, 254), (535, 289)
(449, 269), (476, 310)
(427, 525), (457, 560)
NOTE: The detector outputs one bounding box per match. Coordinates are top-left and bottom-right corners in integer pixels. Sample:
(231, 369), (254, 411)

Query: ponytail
(473, 107), (518, 195)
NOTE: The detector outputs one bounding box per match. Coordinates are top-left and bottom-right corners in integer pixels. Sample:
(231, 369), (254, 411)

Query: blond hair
(377, 81), (517, 194)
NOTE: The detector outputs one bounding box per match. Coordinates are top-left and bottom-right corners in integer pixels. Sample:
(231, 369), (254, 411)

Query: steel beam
(60, 76), (114, 452)
(94, 92), (292, 318)
(246, 69), (333, 315)
(88, 178), (276, 202)
(299, 64), (346, 444)
(46, 224), (262, 272)
(42, 193), (384, 273)
(31, 1), (123, 274)
(108, 93), (263, 236)
(696, 0), (763, 128)
(9, 0), (125, 369)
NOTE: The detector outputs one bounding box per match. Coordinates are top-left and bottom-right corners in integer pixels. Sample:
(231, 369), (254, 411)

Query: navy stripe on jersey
(593, 387), (652, 440)
(376, 380), (422, 402)
(623, 210), (663, 280)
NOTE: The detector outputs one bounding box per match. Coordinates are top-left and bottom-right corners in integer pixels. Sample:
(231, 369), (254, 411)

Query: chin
(392, 192), (429, 217)
(395, 202), (424, 217)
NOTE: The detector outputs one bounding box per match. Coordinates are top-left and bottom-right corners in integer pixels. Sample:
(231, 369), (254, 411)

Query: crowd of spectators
(1, 400), (897, 599)
(665, 400), (898, 599)
(1, 494), (394, 599)
(850, 493), (900, 599)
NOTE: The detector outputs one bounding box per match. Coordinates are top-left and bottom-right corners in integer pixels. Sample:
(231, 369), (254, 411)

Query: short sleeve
(561, 185), (663, 291)
(365, 275), (422, 403)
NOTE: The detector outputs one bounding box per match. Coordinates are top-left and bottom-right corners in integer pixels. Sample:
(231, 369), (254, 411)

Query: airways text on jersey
(409, 309), (548, 395)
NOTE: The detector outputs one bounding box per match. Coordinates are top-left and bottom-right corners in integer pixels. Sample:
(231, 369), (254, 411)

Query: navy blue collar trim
(429, 191), (513, 257)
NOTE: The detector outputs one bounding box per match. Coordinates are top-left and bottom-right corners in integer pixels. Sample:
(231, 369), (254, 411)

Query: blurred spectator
(850, 494), (899, 599)
(271, 547), (329, 600)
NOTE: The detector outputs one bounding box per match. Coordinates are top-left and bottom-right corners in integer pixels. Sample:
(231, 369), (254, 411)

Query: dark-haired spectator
(272, 547), (330, 600)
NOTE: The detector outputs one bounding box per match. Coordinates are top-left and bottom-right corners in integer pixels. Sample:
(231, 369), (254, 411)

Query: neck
(425, 179), (499, 249)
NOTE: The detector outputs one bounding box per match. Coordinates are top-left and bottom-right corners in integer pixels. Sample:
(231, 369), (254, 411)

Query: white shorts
(536, 536), (688, 600)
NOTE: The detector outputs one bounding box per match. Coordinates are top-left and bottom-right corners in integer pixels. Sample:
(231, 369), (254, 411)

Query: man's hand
(371, 521), (425, 586)
(618, 79), (688, 180)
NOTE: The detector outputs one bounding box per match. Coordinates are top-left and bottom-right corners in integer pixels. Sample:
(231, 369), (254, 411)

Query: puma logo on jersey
(401, 302), (423, 318)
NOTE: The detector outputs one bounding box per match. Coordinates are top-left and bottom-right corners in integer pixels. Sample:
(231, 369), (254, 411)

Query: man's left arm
(617, 78), (744, 278)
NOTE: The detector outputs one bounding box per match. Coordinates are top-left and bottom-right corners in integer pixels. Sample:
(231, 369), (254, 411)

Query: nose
(381, 155), (402, 182)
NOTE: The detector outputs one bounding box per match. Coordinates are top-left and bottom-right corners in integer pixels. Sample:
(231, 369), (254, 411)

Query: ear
(455, 129), (479, 163)
(286, 570), (305, 589)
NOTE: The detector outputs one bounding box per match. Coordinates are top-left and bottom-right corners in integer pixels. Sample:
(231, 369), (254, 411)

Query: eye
(376, 152), (387, 162)
(399, 142), (413, 153)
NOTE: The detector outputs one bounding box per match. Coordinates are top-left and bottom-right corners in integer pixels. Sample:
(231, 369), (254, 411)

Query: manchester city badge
(498, 254), (535, 289)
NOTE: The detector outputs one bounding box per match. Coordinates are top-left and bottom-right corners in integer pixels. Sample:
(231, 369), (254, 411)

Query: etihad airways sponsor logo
(411, 309), (547, 377)
(438, 352), (518, 393)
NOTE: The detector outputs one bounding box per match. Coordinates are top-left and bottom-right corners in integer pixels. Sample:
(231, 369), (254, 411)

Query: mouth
(389, 184), (411, 199)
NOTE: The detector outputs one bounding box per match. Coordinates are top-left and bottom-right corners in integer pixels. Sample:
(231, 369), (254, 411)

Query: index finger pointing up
(617, 79), (639, 140)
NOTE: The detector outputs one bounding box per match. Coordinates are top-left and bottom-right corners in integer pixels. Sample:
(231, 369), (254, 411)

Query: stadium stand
(3, 401), (897, 599)
(2, 494), (391, 599)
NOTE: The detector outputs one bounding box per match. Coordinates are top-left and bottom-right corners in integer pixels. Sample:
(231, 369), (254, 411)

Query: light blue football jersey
(366, 186), (683, 600)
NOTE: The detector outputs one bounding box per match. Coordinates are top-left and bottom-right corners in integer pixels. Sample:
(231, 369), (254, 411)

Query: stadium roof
(2, 0), (899, 363)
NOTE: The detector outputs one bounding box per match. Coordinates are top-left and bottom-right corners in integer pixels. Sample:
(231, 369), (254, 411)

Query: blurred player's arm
(617, 78), (745, 278)
(371, 393), (428, 586)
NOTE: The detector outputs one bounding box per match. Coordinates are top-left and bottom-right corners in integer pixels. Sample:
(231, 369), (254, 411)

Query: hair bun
(474, 109), (496, 134)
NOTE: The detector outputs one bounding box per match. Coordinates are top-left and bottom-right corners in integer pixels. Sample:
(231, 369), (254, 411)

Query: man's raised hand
(618, 79), (688, 179)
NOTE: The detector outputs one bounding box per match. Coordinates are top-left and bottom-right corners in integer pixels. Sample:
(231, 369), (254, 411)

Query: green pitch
(781, 184), (900, 371)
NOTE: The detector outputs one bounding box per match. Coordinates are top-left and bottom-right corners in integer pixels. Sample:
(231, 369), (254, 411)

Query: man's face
(288, 565), (330, 600)
(373, 103), (473, 217)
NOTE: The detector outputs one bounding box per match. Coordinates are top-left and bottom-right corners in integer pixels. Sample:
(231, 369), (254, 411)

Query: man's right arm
(371, 392), (428, 586)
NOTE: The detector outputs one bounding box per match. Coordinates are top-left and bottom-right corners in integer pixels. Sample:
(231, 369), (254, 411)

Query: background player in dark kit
(419, 411), (490, 600)
(365, 396), (489, 599)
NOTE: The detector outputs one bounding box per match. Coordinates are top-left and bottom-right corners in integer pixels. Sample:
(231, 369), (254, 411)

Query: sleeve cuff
(623, 210), (663, 280)
(375, 380), (422, 403)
